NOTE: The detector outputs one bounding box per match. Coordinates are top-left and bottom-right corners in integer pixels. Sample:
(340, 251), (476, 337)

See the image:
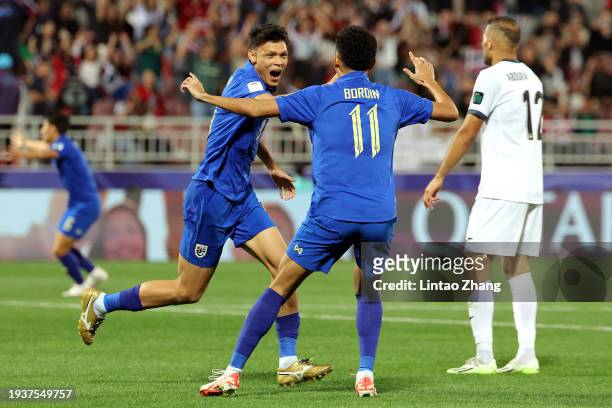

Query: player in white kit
(423, 16), (544, 374)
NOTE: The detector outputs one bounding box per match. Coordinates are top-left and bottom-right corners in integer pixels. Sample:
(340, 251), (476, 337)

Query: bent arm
(423, 80), (459, 122)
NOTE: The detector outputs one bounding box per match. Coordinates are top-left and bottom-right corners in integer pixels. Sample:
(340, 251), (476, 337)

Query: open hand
(403, 51), (435, 86)
(269, 167), (296, 201)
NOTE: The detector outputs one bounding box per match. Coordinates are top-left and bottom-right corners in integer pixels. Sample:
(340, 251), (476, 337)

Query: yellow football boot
(78, 288), (105, 345)
(277, 358), (333, 386)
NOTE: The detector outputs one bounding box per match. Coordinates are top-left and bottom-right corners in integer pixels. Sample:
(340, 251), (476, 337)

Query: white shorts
(465, 198), (543, 257)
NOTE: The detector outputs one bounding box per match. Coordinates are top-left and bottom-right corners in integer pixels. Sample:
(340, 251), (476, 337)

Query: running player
(422, 17), (544, 375)
(78, 24), (331, 386)
(8, 112), (108, 297)
(181, 25), (458, 396)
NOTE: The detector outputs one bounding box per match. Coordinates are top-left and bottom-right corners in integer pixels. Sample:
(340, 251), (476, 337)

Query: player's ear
(334, 52), (341, 69)
(248, 49), (256, 65)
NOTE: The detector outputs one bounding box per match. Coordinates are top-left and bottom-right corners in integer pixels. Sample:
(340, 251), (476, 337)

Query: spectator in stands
(79, 46), (103, 97)
(28, 59), (54, 115)
(127, 0), (165, 41)
(0, 53), (19, 115)
(126, 68), (165, 117)
(135, 24), (162, 76)
(187, 39), (227, 117)
(0, 0), (610, 123)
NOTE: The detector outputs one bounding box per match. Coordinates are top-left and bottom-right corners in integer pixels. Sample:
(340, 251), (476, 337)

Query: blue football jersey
(50, 134), (99, 206)
(275, 71), (433, 222)
(192, 61), (273, 201)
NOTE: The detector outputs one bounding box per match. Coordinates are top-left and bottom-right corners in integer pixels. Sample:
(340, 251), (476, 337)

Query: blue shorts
(287, 214), (395, 273)
(57, 201), (101, 240)
(180, 180), (275, 268)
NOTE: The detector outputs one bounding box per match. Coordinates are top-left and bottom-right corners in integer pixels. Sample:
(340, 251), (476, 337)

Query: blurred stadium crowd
(0, 0), (610, 121)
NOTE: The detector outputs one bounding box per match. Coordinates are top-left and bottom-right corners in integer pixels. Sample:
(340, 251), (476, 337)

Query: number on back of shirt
(349, 103), (380, 158)
(523, 90), (543, 140)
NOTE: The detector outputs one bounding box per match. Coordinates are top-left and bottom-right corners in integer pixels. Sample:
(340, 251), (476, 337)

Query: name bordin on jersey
(344, 87), (380, 100)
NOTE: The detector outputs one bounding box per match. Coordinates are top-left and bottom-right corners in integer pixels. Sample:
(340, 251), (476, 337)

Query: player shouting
(181, 25), (458, 396)
(78, 24), (332, 386)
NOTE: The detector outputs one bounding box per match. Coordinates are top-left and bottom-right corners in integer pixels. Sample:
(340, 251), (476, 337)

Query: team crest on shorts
(194, 243), (208, 258)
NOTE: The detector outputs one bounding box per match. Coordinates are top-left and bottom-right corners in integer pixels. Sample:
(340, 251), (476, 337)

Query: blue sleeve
(396, 89), (433, 127)
(223, 72), (270, 99)
(50, 140), (70, 159)
(275, 85), (321, 126)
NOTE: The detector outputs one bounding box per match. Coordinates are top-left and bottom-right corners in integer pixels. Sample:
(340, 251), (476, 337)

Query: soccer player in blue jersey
(8, 112), (108, 297)
(181, 25), (458, 397)
(78, 24), (331, 387)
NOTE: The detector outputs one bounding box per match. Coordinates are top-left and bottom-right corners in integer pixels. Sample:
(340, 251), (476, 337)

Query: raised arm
(181, 73), (279, 118)
(404, 52), (458, 122)
(422, 114), (484, 208)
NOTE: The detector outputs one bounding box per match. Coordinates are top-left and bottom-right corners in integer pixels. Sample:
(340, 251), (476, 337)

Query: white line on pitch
(1, 300), (611, 332)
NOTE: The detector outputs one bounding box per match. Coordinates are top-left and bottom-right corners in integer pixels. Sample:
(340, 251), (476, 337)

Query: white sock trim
(93, 293), (106, 317)
(225, 365), (242, 375)
(356, 370), (374, 383)
(279, 356), (298, 369)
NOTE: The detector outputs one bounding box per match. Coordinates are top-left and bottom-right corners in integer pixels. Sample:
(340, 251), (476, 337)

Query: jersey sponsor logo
(194, 243), (208, 258)
(247, 81), (264, 93)
(293, 244), (303, 255)
(53, 142), (65, 151)
(472, 92), (484, 105)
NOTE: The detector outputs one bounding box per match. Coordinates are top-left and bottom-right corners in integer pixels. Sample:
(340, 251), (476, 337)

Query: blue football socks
(230, 288), (285, 369)
(103, 284), (144, 313)
(356, 294), (382, 372)
(276, 312), (300, 365)
(58, 252), (83, 284)
(71, 248), (95, 273)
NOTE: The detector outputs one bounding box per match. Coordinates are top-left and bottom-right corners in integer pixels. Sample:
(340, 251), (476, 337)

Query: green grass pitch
(0, 261), (611, 407)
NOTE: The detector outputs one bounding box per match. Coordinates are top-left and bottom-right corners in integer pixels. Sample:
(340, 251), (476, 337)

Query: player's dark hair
(487, 16), (521, 49)
(336, 26), (377, 71)
(45, 112), (70, 134)
(248, 24), (288, 49)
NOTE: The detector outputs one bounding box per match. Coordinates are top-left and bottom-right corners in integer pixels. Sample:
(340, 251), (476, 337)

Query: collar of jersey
(242, 61), (274, 92)
(335, 71), (369, 83)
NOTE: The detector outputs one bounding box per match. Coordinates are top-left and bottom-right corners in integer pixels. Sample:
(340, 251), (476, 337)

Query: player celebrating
(422, 17), (543, 375)
(78, 24), (332, 387)
(181, 25), (458, 396)
(8, 113), (108, 297)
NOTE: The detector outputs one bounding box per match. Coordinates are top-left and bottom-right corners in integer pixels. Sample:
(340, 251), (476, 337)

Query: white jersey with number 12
(468, 60), (544, 204)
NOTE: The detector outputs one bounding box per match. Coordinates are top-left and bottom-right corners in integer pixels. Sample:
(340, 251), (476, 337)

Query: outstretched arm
(181, 73), (279, 118)
(404, 52), (458, 122)
(422, 114), (483, 208)
(7, 130), (59, 161)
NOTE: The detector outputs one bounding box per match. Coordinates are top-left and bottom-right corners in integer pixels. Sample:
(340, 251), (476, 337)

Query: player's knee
(52, 245), (70, 258)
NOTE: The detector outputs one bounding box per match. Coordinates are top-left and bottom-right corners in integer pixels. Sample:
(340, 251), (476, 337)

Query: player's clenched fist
(403, 51), (435, 86)
(180, 72), (207, 101)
